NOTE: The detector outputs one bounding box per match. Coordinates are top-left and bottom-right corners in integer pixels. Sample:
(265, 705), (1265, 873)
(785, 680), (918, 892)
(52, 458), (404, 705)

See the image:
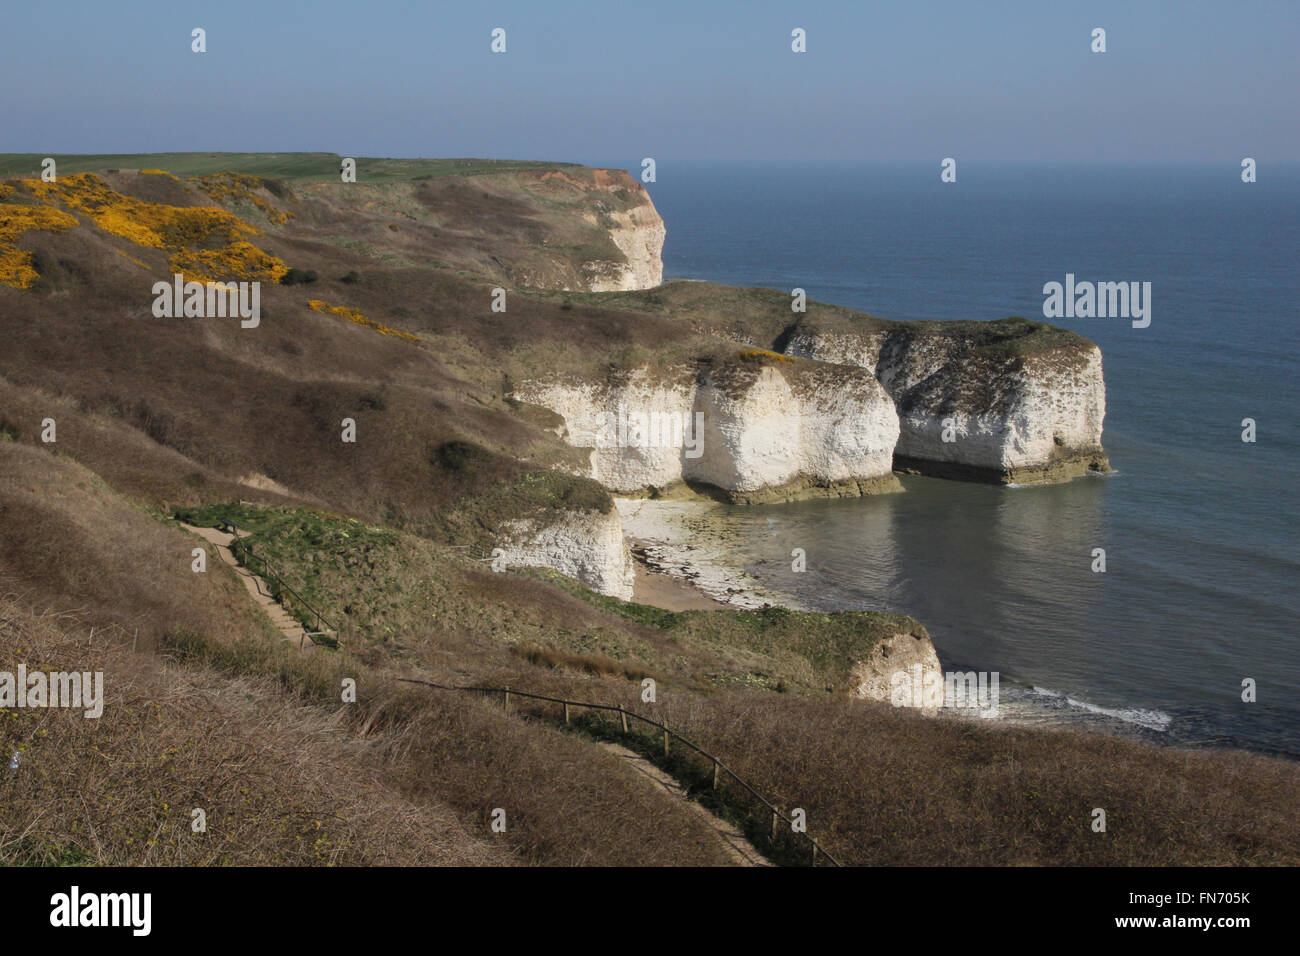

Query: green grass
(173, 503), (397, 637)
(170, 501), (922, 693)
(174, 501), (301, 536)
(873, 314), (1086, 358)
(3, 837), (97, 867)
(527, 568), (926, 692)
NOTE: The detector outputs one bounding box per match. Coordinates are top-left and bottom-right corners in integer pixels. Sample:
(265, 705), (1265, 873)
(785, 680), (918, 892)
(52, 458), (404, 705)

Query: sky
(2, 0), (1296, 165)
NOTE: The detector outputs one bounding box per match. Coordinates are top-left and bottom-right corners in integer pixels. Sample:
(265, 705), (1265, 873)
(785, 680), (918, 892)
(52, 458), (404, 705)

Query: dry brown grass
(620, 692), (1300, 866)
(429, 668), (1300, 867)
(353, 683), (736, 866)
(0, 225), (607, 545)
(157, 629), (739, 867)
(0, 448), (743, 866)
(512, 640), (654, 683)
(0, 589), (739, 866)
(0, 442), (275, 648)
(0, 599), (505, 866)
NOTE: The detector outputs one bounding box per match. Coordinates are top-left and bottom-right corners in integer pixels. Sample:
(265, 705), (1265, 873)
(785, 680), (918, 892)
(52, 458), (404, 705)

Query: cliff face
(850, 630), (944, 705)
(519, 369), (696, 493)
(690, 360), (900, 500)
(524, 317), (1105, 502)
(516, 167), (665, 292)
(518, 356), (900, 503)
(784, 322), (1109, 483)
(584, 200), (666, 291)
(495, 507), (635, 600)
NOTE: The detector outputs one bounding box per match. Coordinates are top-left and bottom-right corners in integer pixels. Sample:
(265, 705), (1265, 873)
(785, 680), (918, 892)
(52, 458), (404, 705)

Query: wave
(1028, 686), (1171, 731)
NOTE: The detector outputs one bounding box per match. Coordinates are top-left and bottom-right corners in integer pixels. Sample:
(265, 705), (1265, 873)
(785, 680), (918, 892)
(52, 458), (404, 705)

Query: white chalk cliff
(850, 631), (944, 706)
(495, 507), (635, 600)
(784, 324), (1109, 482)
(584, 201), (666, 291)
(518, 358), (900, 503)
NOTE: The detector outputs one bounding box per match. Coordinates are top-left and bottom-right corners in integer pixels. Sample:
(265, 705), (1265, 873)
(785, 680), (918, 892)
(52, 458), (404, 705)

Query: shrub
(434, 440), (489, 471)
(280, 267), (318, 286)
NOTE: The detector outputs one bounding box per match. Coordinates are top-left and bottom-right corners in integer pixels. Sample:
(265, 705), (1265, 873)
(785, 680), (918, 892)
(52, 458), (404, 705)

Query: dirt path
(180, 522), (307, 647)
(598, 741), (768, 866)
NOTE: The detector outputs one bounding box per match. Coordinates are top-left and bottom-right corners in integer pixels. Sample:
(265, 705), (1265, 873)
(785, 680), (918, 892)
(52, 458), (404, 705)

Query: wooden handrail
(397, 677), (843, 867)
(223, 529), (338, 645)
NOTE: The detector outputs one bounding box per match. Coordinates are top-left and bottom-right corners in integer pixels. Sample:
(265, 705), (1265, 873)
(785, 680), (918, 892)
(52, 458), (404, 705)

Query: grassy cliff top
(0, 152), (585, 183)
(508, 281), (1096, 384)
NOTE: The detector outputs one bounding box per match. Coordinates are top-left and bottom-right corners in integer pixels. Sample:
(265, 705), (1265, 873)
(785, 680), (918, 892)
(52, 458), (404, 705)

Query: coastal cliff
(783, 317), (1110, 483)
(495, 507), (635, 600)
(4, 151), (1295, 870)
(850, 630), (945, 705)
(1, 154), (1103, 616)
(518, 167), (665, 292)
(518, 352), (900, 504)
(583, 195), (666, 291)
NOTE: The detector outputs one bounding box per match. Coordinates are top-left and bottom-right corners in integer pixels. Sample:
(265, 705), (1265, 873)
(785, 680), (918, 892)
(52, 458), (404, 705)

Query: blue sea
(609, 161), (1300, 757)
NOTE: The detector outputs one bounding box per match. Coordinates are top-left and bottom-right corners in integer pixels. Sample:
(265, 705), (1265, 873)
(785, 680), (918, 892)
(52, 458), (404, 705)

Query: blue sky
(2, 0), (1296, 164)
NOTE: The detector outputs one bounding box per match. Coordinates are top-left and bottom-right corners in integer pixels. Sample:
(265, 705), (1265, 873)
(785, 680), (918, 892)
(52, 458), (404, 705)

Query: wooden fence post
(394, 677), (844, 868)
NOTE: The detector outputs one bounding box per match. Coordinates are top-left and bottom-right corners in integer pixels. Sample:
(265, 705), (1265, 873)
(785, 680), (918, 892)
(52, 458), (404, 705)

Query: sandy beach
(629, 539), (728, 611)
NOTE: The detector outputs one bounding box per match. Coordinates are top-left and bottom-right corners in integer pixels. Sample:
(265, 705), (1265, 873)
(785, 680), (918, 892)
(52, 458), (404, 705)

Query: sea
(606, 160), (1300, 757)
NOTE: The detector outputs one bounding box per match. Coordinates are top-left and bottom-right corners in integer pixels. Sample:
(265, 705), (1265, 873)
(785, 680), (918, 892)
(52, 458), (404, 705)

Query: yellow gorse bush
(169, 242), (291, 284)
(28, 173), (243, 249)
(307, 299), (421, 343)
(0, 203), (79, 288)
(19, 173), (288, 284)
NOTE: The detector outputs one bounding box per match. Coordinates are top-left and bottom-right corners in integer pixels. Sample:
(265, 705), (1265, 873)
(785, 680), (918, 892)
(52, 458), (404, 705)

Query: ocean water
(613, 161), (1300, 756)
